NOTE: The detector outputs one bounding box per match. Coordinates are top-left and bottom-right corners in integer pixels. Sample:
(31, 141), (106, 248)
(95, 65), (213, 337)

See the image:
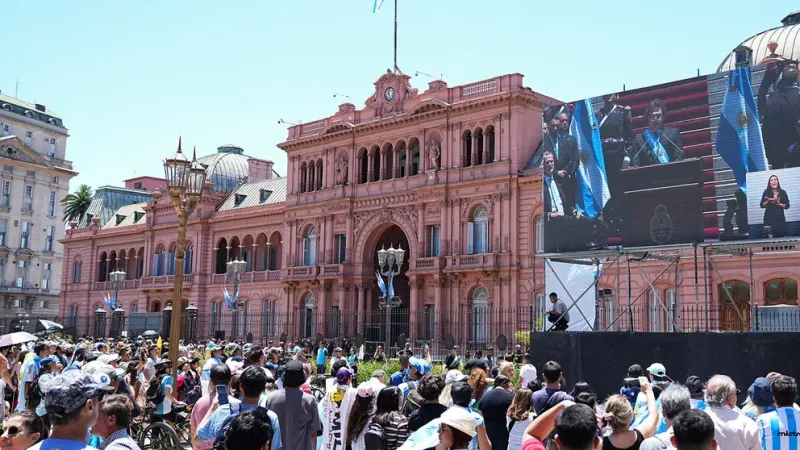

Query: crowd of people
(0, 335), (797, 450)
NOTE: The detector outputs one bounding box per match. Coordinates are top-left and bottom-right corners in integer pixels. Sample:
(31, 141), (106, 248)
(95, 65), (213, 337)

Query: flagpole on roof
(394, 0), (399, 74)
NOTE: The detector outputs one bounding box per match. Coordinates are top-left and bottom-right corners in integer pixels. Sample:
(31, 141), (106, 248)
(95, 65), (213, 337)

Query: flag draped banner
(716, 66), (767, 193)
(570, 99), (610, 219)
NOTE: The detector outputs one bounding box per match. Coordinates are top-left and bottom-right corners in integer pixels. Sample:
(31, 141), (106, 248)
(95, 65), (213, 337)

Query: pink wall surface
(124, 176), (167, 192)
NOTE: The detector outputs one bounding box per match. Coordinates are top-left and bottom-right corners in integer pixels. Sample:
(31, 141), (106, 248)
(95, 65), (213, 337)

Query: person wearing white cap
(438, 407), (478, 450)
(347, 383), (376, 450)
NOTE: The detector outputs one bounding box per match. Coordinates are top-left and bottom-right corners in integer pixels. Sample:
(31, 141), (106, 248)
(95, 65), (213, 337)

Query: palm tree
(61, 184), (93, 223)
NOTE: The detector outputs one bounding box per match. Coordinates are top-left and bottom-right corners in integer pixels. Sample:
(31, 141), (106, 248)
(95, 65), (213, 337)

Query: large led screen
(541, 60), (800, 253)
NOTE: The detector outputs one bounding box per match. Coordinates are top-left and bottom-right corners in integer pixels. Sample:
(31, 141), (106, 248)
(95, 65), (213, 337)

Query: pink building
(124, 176), (167, 192)
(59, 65), (800, 347)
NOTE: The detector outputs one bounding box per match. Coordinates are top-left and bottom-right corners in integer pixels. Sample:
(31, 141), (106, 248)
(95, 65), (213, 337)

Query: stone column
(434, 276), (443, 340)
(319, 286), (327, 337)
(357, 285), (365, 335)
(368, 153), (374, 182)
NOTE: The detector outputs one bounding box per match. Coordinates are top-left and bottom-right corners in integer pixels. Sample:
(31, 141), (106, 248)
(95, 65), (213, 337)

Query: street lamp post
(226, 258), (246, 338)
(163, 139), (207, 388)
(377, 244), (405, 353)
(109, 270), (125, 306)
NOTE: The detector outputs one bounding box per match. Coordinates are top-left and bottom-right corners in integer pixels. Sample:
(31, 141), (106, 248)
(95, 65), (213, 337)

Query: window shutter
(467, 222), (474, 254)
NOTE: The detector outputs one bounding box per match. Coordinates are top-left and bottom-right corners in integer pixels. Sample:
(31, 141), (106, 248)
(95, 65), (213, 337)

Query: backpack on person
(212, 403), (270, 450)
(145, 374), (167, 407)
(364, 422), (387, 450)
(27, 373), (46, 410)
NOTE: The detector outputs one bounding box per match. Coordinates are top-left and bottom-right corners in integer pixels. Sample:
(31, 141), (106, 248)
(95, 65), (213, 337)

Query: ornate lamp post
(163, 139), (206, 387)
(109, 270), (125, 305)
(226, 258), (246, 337)
(376, 244), (405, 352)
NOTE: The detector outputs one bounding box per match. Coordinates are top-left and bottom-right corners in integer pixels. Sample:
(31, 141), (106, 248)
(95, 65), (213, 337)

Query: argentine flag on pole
(570, 99), (610, 219)
(373, 0), (385, 12)
(715, 66), (767, 194)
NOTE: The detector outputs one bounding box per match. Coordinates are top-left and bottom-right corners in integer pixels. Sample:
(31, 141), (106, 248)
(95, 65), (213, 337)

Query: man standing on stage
(597, 93), (634, 234)
(546, 292), (570, 331)
(632, 99), (684, 167)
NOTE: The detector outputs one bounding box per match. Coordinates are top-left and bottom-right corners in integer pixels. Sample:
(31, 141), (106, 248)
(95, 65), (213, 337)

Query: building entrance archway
(364, 223), (410, 347)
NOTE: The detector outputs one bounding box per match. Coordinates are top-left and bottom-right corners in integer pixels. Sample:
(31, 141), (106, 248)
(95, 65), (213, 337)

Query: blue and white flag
(398, 418), (441, 450)
(716, 66), (767, 193)
(373, 0), (385, 12)
(223, 286), (238, 310)
(569, 99), (610, 219)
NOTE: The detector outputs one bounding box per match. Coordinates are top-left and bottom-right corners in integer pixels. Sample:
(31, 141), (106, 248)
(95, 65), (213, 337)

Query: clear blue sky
(3, 0), (795, 192)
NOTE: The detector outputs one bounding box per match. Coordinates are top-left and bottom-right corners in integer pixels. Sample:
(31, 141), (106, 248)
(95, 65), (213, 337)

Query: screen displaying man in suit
(632, 99), (684, 167)
(596, 93), (634, 234)
(541, 109), (579, 202)
(543, 150), (596, 252)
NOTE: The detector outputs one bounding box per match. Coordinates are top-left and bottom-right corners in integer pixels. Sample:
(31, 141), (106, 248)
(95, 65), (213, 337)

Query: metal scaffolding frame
(532, 237), (800, 332)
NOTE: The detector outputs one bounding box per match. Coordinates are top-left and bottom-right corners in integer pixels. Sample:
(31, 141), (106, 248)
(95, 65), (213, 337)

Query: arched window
(764, 278), (797, 304)
(718, 280), (751, 331)
(166, 243), (177, 276)
(150, 300), (161, 313)
(136, 247), (145, 279)
(73, 260), (83, 283)
(299, 162), (307, 193)
(98, 252), (108, 282)
(316, 159), (323, 190)
(371, 146), (381, 182)
(472, 287), (489, 342)
(301, 293), (315, 337)
(263, 299), (279, 338)
(486, 125), (496, 163)
(535, 216), (544, 254)
(303, 228), (318, 266)
(359, 148), (369, 184)
(665, 288), (678, 332)
(308, 161), (316, 192)
(468, 206), (489, 254)
(475, 128), (484, 166)
(598, 288), (614, 331)
(648, 289), (662, 332)
(462, 131), (472, 167)
(67, 304), (78, 328)
(152, 245), (166, 276)
(184, 243), (194, 274)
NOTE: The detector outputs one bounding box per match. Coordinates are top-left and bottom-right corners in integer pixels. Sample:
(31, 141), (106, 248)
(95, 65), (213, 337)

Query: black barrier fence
(529, 332), (800, 402)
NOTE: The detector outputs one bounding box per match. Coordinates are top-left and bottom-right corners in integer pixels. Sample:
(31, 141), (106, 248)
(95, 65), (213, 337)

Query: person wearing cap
(630, 363), (673, 433)
(151, 360), (182, 422)
(518, 354), (537, 390)
(439, 406), (479, 450)
(315, 341), (329, 376)
(390, 352), (412, 387)
(439, 370), (468, 407)
(756, 375), (800, 450)
(331, 347), (345, 368)
(742, 377), (776, 420)
(17, 342), (48, 413)
(321, 367), (357, 450)
(399, 356), (432, 413)
(29, 371), (112, 450)
(684, 376), (708, 411)
(33, 357), (58, 426)
(346, 383), (375, 450)
(264, 360), (321, 450)
(87, 362), (141, 419)
(201, 343), (224, 396)
(197, 365), (282, 449)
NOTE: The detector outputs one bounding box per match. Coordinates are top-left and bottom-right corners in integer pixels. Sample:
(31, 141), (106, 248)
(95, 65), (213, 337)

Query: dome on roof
(718, 12), (800, 73)
(197, 146), (251, 192)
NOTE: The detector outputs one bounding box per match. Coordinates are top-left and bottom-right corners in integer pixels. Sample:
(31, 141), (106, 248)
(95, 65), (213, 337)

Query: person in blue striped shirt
(756, 375), (800, 450)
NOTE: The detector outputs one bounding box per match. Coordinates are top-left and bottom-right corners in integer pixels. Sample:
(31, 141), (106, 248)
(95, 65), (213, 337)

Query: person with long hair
(347, 384), (376, 450)
(506, 388), (535, 450)
(32, 357), (57, 430)
(602, 378), (659, 450)
(761, 174), (790, 237)
(468, 368), (488, 412)
(0, 411), (47, 450)
(369, 387), (409, 450)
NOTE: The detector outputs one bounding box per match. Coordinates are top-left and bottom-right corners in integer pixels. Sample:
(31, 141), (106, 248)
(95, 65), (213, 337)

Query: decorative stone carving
(494, 237), (500, 252)
(426, 140), (441, 171)
(503, 236), (509, 251)
(335, 156), (348, 185)
(442, 240), (449, 256)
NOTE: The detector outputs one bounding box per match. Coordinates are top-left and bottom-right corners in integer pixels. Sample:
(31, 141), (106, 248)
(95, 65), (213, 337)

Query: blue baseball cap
(748, 377), (773, 407)
(45, 371), (113, 416)
(39, 357), (57, 367)
(409, 357), (431, 376)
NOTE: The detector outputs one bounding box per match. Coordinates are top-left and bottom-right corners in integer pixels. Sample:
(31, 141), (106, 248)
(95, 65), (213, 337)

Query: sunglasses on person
(3, 426), (24, 438)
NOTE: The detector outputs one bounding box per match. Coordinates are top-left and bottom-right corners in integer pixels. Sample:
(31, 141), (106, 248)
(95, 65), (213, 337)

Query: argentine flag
(373, 0), (385, 12)
(570, 99), (610, 219)
(756, 407), (800, 450)
(716, 66), (767, 194)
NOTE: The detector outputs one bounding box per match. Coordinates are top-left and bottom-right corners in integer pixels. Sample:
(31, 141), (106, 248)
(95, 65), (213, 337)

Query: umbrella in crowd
(38, 319), (64, 332)
(0, 331), (38, 347)
(140, 330), (159, 339)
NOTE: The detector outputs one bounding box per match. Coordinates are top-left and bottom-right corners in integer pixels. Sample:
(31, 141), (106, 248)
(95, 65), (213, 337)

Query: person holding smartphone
(191, 364), (233, 450)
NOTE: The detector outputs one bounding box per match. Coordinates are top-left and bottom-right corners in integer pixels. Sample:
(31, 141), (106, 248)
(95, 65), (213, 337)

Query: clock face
(384, 87), (395, 102)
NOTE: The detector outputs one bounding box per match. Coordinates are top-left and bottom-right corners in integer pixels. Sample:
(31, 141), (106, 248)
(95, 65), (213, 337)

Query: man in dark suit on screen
(542, 109), (579, 201)
(543, 150), (589, 253)
(632, 99), (684, 167)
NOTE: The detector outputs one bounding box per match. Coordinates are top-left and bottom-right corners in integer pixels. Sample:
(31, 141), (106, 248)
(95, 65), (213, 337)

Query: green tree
(61, 184), (93, 223)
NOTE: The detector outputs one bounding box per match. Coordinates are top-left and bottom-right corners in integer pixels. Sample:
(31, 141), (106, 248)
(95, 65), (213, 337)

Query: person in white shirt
(518, 355), (537, 389)
(756, 375), (800, 450)
(703, 374), (762, 450)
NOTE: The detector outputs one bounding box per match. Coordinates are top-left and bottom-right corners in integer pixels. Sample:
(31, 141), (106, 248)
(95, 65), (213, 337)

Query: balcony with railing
(47, 156), (74, 171)
(93, 279), (141, 291)
(287, 266), (320, 279)
(447, 253), (499, 271)
(210, 270), (281, 285)
(412, 257), (446, 271)
(140, 274), (194, 288)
